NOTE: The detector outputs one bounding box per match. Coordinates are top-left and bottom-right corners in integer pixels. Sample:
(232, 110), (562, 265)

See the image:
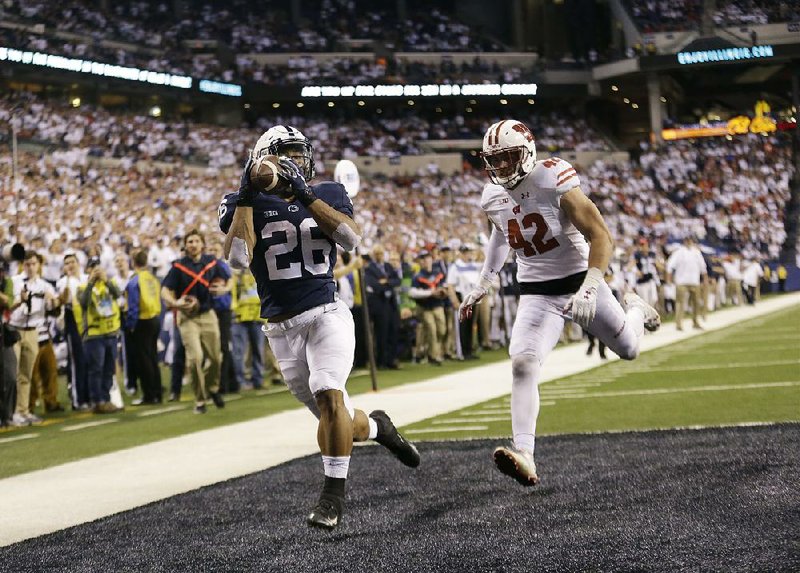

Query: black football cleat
(307, 495), (343, 530)
(210, 392), (225, 409)
(370, 410), (421, 468)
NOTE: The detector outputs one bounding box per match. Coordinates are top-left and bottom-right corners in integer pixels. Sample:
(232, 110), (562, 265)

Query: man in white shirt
(742, 259), (764, 305)
(8, 252), (58, 426)
(56, 252), (89, 409)
(722, 255), (743, 306)
(666, 236), (708, 330)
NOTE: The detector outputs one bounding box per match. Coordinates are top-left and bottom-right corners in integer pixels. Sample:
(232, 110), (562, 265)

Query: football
(249, 154), (286, 193)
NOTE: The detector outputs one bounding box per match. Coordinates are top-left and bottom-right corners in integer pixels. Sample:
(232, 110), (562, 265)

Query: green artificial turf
(0, 348), (510, 478)
(401, 305), (800, 441)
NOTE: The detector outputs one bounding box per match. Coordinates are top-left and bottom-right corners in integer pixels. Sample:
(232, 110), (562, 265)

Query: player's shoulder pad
(312, 180), (350, 203)
(530, 158), (580, 195)
(480, 183), (513, 213)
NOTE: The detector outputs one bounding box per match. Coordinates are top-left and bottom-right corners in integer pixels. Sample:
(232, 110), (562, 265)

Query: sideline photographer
(7, 251), (57, 426)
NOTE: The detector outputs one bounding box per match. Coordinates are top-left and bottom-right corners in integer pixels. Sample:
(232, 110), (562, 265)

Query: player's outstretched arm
(560, 187), (614, 328)
(458, 226), (509, 322)
(560, 187), (613, 272)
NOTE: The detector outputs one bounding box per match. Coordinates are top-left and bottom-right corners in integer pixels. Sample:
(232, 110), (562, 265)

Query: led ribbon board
(0, 46), (192, 89)
(300, 83), (538, 98)
(677, 45), (774, 66)
(198, 80), (243, 97)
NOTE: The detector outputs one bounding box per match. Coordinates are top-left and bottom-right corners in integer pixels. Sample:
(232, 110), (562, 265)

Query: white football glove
(564, 267), (604, 329)
(458, 277), (492, 322)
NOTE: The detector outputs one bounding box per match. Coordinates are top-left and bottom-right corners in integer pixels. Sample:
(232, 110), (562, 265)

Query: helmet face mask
(252, 125), (316, 180)
(480, 120), (536, 189)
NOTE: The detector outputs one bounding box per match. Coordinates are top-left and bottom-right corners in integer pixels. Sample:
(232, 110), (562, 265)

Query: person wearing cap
(161, 229), (230, 414)
(78, 256), (123, 414)
(666, 236), (708, 330)
(409, 250), (448, 365)
(7, 251), (58, 425)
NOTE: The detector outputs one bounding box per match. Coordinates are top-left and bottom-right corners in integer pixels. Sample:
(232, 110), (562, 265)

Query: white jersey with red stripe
(480, 157), (589, 283)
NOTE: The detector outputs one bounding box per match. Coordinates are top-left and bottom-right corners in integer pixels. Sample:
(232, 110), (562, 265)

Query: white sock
(322, 455), (350, 479)
(367, 417), (378, 440)
(511, 354), (540, 456)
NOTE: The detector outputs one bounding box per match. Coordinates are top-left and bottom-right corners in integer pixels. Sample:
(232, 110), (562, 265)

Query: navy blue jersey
(219, 181), (353, 319)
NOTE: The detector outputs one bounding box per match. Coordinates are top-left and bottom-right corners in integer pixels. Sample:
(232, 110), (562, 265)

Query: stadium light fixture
(611, 85), (619, 92)
(357, 100), (365, 106)
(328, 102), (335, 107)
(632, 103), (639, 109)
(527, 99), (535, 104)
(500, 99), (508, 105)
(408, 100), (415, 105)
(296, 102), (304, 108)
(149, 106), (161, 117)
(623, 98), (630, 104)
(272, 103), (280, 108)
(71, 97), (80, 107)
(244, 103), (251, 109)
(660, 97), (667, 103)
(466, 107), (473, 113)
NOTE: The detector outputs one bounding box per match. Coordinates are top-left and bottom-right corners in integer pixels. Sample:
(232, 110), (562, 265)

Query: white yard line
(528, 380), (800, 401)
(61, 419), (120, 432)
(433, 416), (510, 424)
(406, 426), (489, 434)
(0, 434), (39, 445)
(137, 406), (186, 417)
(0, 293), (798, 546)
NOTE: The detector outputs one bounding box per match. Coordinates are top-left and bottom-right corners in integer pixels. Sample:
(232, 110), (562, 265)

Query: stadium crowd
(624, 0), (798, 32)
(1, 0), (509, 85)
(0, 93), (610, 167)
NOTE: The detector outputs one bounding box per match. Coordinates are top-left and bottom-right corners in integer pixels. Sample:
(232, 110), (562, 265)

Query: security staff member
(125, 250), (163, 405)
(231, 268), (265, 390)
(161, 229), (230, 414)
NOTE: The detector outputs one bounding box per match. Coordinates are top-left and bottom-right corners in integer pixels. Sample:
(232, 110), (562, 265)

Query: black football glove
(236, 157), (256, 207)
(278, 157), (317, 207)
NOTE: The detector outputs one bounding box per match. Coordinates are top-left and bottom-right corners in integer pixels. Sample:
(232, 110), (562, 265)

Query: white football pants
(508, 281), (645, 454)
(264, 300), (355, 419)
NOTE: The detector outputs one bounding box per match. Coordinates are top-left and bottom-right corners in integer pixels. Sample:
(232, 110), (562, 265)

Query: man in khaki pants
(8, 252), (57, 426)
(666, 236), (707, 331)
(161, 230), (231, 414)
(409, 250), (448, 365)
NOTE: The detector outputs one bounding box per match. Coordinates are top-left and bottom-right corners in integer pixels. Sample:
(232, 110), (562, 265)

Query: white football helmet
(480, 120), (536, 189)
(252, 125), (316, 180)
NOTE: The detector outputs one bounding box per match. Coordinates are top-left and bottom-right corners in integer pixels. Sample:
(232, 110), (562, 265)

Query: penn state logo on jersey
(220, 181), (353, 318)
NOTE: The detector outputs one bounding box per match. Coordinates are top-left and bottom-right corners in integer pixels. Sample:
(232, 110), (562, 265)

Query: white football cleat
(623, 293), (661, 332)
(493, 445), (539, 486)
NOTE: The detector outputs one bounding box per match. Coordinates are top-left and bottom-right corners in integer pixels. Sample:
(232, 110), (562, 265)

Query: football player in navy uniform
(219, 125), (420, 530)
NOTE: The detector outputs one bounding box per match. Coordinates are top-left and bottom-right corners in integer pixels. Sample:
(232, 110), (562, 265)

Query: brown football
(249, 154), (287, 193)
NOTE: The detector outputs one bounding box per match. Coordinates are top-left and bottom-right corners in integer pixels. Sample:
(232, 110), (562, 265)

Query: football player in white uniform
(459, 120), (660, 486)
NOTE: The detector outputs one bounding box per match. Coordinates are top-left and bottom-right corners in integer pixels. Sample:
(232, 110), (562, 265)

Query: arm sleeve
(478, 227), (511, 285)
(218, 192), (239, 234)
(125, 278), (140, 331)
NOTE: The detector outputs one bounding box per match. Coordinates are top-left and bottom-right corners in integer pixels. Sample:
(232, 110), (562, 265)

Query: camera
(0, 243), (25, 264)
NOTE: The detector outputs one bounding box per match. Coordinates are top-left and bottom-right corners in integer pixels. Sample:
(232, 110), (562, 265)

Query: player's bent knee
(511, 353), (539, 381)
(617, 345), (639, 361)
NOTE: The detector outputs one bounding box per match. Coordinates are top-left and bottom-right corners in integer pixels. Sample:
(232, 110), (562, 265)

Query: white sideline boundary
(0, 293), (798, 546)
